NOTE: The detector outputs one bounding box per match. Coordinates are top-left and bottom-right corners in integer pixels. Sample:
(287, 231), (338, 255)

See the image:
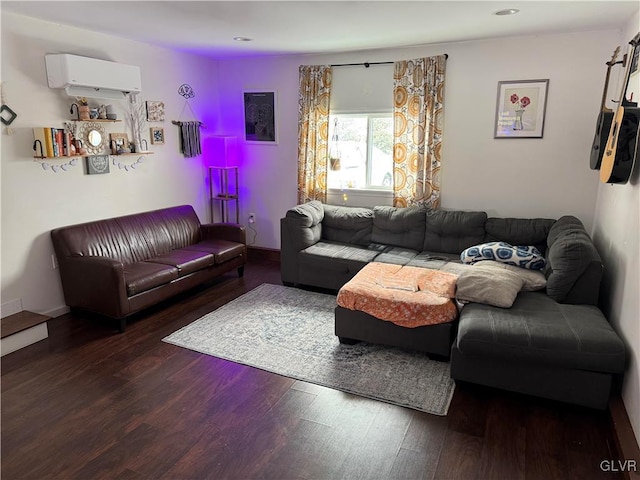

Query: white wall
(592, 11), (640, 447)
(216, 29), (621, 248)
(1, 13), (219, 316)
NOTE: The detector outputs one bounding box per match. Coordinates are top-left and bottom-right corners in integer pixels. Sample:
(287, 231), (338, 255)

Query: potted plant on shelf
(77, 97), (90, 121)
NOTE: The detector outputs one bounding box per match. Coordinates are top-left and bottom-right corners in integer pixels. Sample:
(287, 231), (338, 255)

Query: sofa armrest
(58, 256), (129, 318)
(201, 223), (247, 245)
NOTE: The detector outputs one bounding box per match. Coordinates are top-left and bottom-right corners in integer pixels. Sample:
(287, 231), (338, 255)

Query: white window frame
(327, 111), (393, 193)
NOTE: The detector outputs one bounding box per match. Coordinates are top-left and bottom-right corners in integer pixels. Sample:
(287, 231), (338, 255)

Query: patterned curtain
(297, 65), (332, 204)
(392, 55), (446, 208)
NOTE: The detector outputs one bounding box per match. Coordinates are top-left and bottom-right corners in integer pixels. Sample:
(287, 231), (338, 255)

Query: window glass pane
(327, 113), (392, 190)
(369, 116), (393, 188)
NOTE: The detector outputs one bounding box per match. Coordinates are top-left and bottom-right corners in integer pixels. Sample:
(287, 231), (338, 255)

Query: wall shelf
(71, 119), (122, 123)
(34, 151), (153, 160)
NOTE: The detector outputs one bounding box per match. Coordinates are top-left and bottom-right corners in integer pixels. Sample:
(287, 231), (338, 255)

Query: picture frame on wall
(146, 101), (165, 122)
(85, 155), (110, 175)
(150, 127), (165, 145)
(243, 91), (277, 143)
(494, 79), (549, 138)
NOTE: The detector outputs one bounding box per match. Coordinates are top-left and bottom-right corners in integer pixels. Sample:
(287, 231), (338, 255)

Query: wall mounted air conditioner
(45, 53), (142, 101)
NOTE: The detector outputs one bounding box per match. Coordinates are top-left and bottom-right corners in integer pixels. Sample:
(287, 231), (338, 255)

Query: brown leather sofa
(51, 205), (247, 331)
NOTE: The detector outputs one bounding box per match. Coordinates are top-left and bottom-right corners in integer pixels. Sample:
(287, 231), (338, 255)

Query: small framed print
(86, 155), (110, 175)
(494, 79), (549, 138)
(109, 133), (130, 154)
(150, 127), (165, 145)
(146, 101), (165, 122)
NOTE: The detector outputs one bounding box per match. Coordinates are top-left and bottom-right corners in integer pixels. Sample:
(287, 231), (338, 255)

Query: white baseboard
(44, 305), (71, 318)
(1, 323), (48, 356)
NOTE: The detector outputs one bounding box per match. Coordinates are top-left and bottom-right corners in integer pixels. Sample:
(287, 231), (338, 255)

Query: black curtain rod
(331, 54), (448, 68)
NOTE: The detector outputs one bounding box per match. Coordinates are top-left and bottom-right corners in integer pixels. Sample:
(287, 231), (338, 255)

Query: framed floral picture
(146, 101), (165, 122)
(150, 127), (164, 145)
(494, 79), (549, 138)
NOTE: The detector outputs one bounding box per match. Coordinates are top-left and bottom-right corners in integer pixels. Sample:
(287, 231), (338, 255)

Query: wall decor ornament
(150, 127), (165, 145)
(1, 104), (17, 125)
(36, 158), (79, 173)
(146, 100), (165, 122)
(178, 84), (195, 99)
(494, 79), (549, 138)
(112, 155), (145, 172)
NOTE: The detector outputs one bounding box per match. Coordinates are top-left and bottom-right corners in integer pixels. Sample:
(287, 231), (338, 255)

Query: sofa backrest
(485, 217), (555, 255)
(322, 204), (373, 246)
(372, 205), (427, 251)
(51, 205), (202, 264)
(423, 209), (487, 254)
(544, 216), (602, 305)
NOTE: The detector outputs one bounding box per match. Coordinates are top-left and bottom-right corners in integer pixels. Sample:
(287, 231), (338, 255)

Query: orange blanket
(336, 263), (459, 328)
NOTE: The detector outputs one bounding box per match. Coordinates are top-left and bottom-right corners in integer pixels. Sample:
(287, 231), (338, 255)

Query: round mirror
(87, 129), (102, 147)
(78, 122), (107, 155)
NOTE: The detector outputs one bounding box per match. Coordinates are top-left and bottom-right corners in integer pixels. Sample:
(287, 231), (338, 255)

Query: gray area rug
(163, 283), (455, 415)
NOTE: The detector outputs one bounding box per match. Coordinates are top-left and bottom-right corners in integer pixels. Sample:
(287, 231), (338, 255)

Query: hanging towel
(179, 121), (202, 158)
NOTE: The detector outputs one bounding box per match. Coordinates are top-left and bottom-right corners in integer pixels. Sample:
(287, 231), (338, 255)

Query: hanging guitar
(600, 33), (640, 184)
(590, 47), (622, 170)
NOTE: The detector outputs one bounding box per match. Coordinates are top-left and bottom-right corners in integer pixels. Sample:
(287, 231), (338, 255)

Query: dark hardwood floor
(2, 254), (621, 479)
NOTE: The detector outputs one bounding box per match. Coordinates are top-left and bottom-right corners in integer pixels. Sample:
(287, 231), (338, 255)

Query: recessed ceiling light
(233, 36), (253, 42)
(494, 8), (520, 16)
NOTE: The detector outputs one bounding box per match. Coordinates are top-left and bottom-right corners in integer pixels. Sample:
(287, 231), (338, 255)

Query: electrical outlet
(248, 213), (256, 224)
(51, 254), (58, 270)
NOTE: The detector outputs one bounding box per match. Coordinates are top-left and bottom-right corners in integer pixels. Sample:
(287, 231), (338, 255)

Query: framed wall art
(85, 155), (110, 175)
(243, 91), (277, 143)
(150, 127), (165, 145)
(146, 101), (165, 122)
(494, 79), (549, 138)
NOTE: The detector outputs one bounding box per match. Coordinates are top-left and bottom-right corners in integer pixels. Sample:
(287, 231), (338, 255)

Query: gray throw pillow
(455, 267), (524, 308)
(472, 260), (547, 291)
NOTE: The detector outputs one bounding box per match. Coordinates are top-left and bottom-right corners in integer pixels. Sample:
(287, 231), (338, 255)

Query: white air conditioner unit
(45, 53), (142, 101)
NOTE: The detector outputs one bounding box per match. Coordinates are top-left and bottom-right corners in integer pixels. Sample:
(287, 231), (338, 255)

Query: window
(327, 113), (393, 190)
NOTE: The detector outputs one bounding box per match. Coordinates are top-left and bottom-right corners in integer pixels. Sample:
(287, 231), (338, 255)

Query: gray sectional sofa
(280, 201), (626, 409)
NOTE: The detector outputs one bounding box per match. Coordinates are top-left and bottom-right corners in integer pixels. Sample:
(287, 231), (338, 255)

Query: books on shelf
(33, 127), (75, 158)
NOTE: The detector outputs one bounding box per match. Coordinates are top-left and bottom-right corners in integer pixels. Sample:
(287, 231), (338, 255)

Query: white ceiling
(2, 1), (639, 59)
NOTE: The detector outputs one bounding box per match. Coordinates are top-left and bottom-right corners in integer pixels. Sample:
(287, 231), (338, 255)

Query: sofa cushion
(124, 262), (179, 296)
(298, 241), (379, 290)
(373, 246), (420, 266)
(146, 249), (215, 276)
(322, 204), (373, 246)
(372, 205), (426, 251)
(455, 267), (524, 308)
(461, 242), (546, 270)
(185, 239), (245, 264)
(301, 241), (380, 264)
(456, 292), (626, 373)
(471, 260), (547, 291)
(485, 217), (554, 255)
(423, 209), (487, 254)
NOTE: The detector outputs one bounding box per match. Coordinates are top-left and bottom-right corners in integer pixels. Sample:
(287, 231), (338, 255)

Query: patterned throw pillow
(460, 241), (546, 270)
